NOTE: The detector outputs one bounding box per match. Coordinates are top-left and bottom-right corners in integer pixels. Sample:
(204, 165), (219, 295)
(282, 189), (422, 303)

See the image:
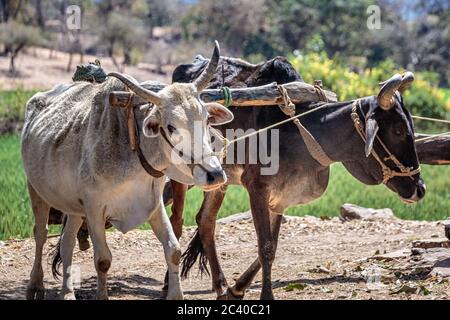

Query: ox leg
(229, 213), (283, 299)
(26, 182), (50, 300)
(60, 215), (84, 300)
(197, 186), (229, 299)
(169, 181), (187, 240)
(85, 209), (112, 300)
(162, 181), (188, 298)
(240, 182), (275, 300)
(149, 200), (183, 300)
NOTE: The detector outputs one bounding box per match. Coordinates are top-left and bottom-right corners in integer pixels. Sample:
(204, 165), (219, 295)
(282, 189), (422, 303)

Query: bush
(290, 52), (450, 125)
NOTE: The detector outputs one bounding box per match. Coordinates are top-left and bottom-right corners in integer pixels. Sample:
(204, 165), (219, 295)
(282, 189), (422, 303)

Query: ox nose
(417, 180), (426, 200)
(206, 169), (226, 186)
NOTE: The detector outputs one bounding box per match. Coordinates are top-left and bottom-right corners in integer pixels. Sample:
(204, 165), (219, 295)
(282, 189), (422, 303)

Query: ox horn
(193, 40), (220, 92)
(108, 72), (161, 105)
(377, 74), (403, 110)
(398, 71), (415, 94)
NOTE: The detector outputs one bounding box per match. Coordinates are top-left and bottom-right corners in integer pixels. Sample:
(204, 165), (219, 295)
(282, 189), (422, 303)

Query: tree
(181, 0), (270, 56)
(0, 0), (22, 23)
(99, 10), (146, 70)
(0, 20), (41, 73)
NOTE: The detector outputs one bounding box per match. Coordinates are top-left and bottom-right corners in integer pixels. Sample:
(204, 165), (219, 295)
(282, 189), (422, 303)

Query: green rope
(221, 86), (233, 108)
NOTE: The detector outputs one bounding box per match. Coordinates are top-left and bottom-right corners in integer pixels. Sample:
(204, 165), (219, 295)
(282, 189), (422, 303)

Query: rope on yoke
(412, 115), (450, 142)
(415, 131), (450, 143)
(314, 81), (329, 103)
(221, 86), (233, 108)
(412, 115), (450, 124)
(277, 85), (333, 167)
(212, 102), (331, 163)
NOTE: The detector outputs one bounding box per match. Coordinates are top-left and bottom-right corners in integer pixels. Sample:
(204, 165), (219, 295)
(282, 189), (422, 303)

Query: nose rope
(351, 99), (421, 184)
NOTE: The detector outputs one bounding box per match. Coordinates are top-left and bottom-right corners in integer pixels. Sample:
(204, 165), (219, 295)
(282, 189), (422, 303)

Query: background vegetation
(2, 134), (450, 240)
(0, 0), (449, 85)
(0, 1), (449, 240)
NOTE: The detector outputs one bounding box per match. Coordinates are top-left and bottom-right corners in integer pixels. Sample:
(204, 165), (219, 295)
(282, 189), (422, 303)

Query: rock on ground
(340, 203), (396, 221)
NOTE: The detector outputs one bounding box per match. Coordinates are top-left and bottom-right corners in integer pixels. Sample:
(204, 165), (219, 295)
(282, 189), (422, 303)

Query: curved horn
(398, 71), (415, 94)
(193, 40), (220, 92)
(108, 72), (161, 105)
(377, 74), (403, 110)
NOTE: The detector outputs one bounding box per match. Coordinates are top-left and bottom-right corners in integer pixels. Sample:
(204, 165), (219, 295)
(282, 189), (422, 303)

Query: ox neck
(136, 123), (168, 173)
(309, 98), (373, 164)
(113, 106), (169, 173)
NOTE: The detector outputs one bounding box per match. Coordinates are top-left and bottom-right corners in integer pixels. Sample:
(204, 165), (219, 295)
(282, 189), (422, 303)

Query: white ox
(21, 42), (233, 300)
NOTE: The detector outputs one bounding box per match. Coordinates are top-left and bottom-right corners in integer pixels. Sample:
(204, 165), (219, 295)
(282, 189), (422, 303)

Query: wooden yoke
(108, 81), (338, 109)
(415, 134), (450, 165)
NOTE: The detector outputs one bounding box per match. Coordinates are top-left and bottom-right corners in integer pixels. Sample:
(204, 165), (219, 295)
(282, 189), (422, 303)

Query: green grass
(1, 134), (450, 240)
(0, 135), (33, 239)
(442, 88), (450, 103)
(0, 89), (38, 121)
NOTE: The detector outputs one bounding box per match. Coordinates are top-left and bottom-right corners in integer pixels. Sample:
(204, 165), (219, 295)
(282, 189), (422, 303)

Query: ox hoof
(226, 287), (245, 300)
(160, 288), (168, 300)
(78, 238), (90, 251)
(216, 293), (229, 300)
(60, 292), (76, 300)
(95, 291), (109, 300)
(26, 285), (45, 300)
(260, 292), (275, 300)
(166, 290), (184, 300)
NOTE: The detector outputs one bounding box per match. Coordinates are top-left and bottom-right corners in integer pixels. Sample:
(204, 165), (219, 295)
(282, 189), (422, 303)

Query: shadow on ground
(0, 274), (165, 300)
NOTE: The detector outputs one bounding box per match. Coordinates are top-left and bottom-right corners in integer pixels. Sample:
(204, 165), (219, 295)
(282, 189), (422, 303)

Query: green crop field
(1, 134), (450, 240)
(442, 88), (450, 103)
(0, 89), (38, 121)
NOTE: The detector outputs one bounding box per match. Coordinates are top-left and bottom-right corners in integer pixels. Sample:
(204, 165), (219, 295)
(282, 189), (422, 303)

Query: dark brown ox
(171, 55), (426, 299)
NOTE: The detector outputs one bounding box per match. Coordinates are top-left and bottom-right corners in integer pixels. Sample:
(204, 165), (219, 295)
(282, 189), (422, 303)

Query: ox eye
(167, 125), (176, 134)
(394, 126), (405, 136)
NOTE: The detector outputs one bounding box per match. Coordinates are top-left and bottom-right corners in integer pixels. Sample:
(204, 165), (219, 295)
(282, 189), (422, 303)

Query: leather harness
(277, 86), (420, 183)
(121, 93), (213, 178)
(120, 88), (420, 184)
(350, 99), (421, 184)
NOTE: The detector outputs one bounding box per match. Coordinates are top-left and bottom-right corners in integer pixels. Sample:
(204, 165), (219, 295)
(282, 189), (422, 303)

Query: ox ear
(365, 117), (379, 157)
(205, 102), (234, 126)
(143, 112), (161, 138)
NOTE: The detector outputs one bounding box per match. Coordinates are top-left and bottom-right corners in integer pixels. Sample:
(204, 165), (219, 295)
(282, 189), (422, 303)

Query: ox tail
(180, 229), (210, 279)
(50, 214), (67, 280)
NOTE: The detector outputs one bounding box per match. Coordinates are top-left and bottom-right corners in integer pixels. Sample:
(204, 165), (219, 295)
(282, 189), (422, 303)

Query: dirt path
(0, 215), (449, 300)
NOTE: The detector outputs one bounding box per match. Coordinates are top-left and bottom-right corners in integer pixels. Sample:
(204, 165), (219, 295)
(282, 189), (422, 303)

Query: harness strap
(119, 91), (217, 178)
(351, 100), (421, 184)
(135, 141), (165, 178)
(277, 85), (333, 167)
(120, 92), (165, 178)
